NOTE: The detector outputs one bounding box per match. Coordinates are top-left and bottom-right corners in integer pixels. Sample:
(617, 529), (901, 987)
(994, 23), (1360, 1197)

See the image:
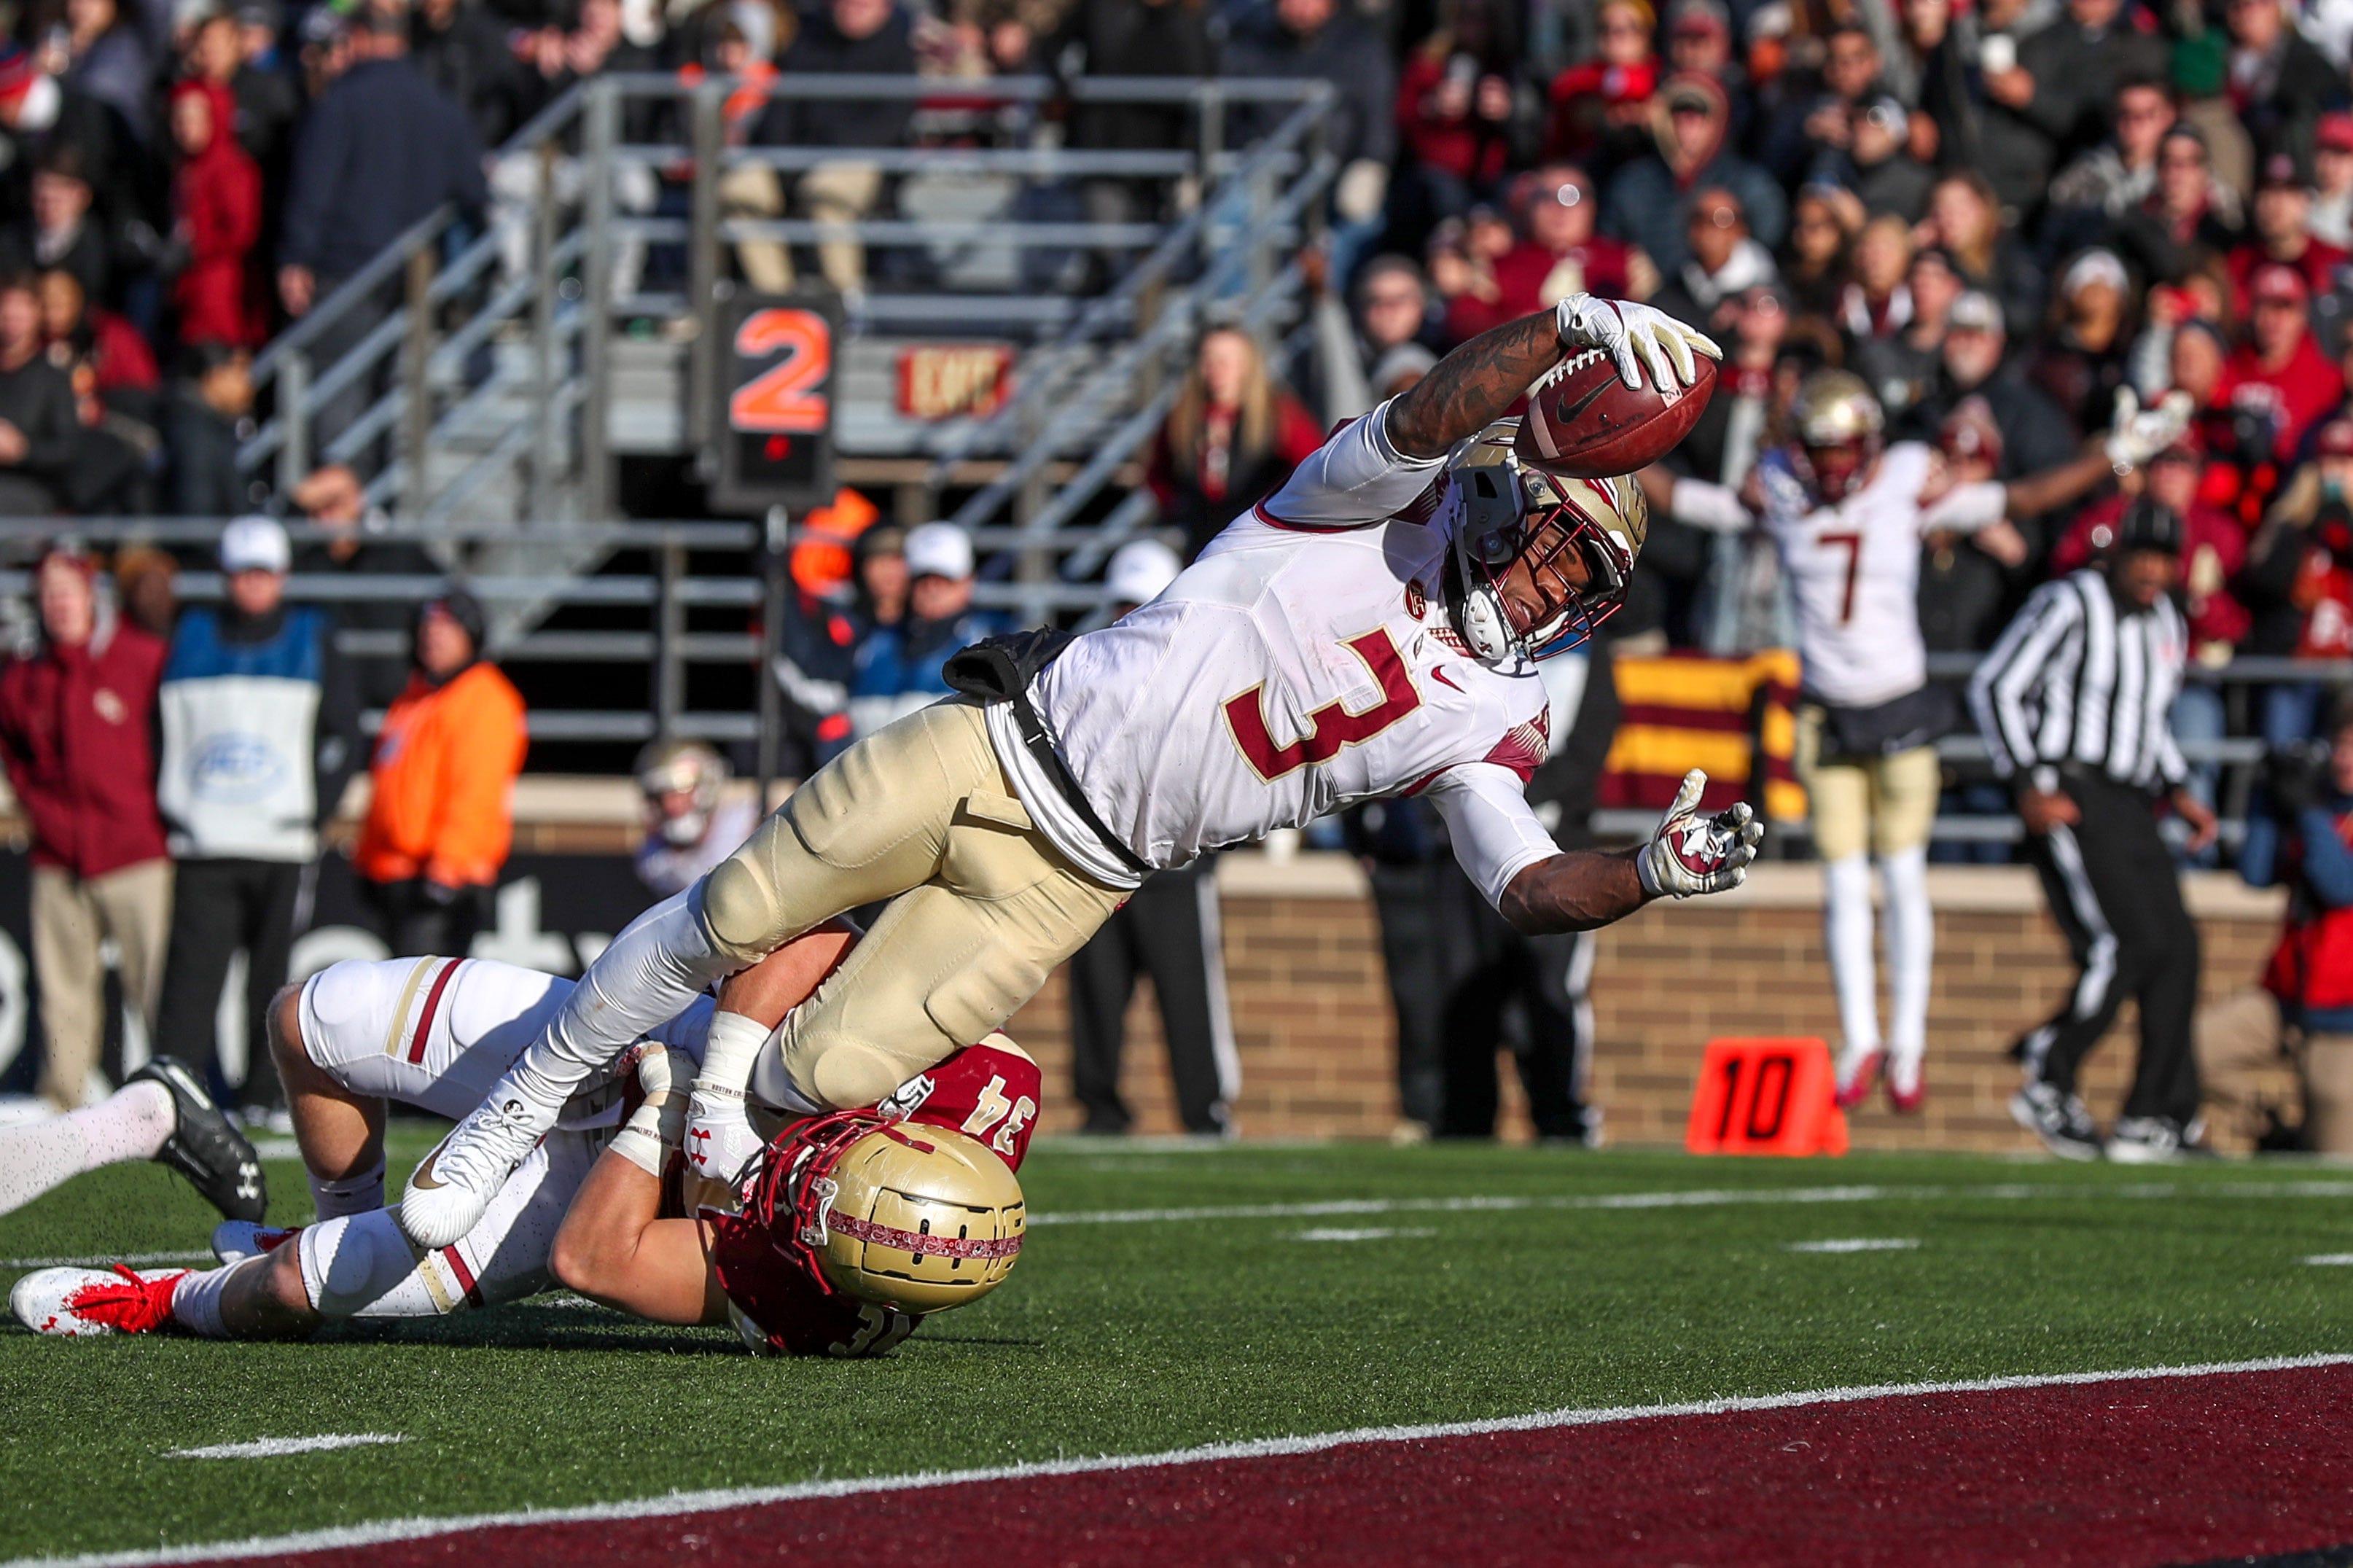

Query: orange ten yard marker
(1685, 1038), (1849, 1157)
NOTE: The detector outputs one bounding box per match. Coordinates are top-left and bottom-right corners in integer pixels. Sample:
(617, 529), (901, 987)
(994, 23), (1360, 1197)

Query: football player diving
(12, 924), (1031, 1357)
(399, 295), (1763, 1253)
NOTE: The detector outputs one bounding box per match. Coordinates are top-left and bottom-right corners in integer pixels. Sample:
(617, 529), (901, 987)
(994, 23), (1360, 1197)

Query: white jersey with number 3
(1756, 440), (1937, 708)
(986, 401), (1563, 908)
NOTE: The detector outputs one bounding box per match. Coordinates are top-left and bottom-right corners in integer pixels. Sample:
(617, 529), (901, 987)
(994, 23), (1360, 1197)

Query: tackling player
(400, 296), (1764, 1251)
(12, 927), (1033, 1357)
(1643, 373), (2192, 1111)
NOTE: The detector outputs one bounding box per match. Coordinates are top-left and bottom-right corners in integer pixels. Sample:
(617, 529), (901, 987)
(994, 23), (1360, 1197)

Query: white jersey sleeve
(1251, 399), (1446, 531)
(1426, 762), (1561, 909)
(1918, 479), (2007, 534)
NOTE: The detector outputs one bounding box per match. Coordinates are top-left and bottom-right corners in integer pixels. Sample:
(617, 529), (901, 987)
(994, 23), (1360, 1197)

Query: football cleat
(1886, 1055), (1925, 1115)
(2107, 1116), (2211, 1164)
(211, 1220), (303, 1265)
(11, 1264), (185, 1338)
(398, 1093), (548, 1247)
(2010, 1080), (2101, 1161)
(1834, 1048), (1883, 1111)
(129, 1057), (267, 1222)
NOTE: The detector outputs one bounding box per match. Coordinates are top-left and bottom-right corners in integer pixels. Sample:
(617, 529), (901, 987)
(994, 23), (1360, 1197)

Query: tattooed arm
(1386, 311), (1567, 460)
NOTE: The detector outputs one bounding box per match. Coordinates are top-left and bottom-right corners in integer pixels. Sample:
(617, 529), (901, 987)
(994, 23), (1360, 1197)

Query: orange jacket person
(354, 590), (527, 956)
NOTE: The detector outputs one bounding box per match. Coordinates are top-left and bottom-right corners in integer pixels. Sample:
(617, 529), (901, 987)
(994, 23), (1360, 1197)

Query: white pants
(290, 957), (711, 1319)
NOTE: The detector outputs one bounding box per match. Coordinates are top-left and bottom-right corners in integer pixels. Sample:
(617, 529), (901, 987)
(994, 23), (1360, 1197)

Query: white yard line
(1294, 1227), (1437, 1243)
(163, 1436), (406, 1462)
(1026, 1177), (2353, 1227)
(0, 1251), (212, 1270)
(1784, 1239), (1921, 1254)
(8, 1180), (2351, 1272)
(2305, 1253), (2353, 1265)
(13, 1352), (2350, 1568)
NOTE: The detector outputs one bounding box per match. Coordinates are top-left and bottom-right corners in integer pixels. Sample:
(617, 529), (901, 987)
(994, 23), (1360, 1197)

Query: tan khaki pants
(712, 700), (1128, 1111)
(33, 859), (172, 1109)
(718, 163), (792, 295)
(1794, 709), (1940, 862)
(800, 160), (883, 293)
(2304, 1030), (2353, 1155)
(717, 160), (884, 296)
(2193, 988), (2353, 1153)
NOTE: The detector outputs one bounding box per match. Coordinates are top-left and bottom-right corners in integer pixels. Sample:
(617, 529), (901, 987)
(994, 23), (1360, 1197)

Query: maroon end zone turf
(242, 1363), (2353, 1568)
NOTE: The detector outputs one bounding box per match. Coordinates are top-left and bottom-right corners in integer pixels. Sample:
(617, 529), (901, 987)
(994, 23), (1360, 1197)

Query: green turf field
(4, 1133), (2352, 1562)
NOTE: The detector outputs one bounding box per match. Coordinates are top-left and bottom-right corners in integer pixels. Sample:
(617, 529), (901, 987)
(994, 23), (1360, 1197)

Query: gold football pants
(706, 699), (1128, 1111)
(1793, 708), (1940, 862)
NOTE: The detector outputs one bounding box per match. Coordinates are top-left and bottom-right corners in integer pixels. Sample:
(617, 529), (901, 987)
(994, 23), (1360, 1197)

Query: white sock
(170, 1267), (235, 1339)
(1822, 853), (1881, 1056)
(0, 1080), (174, 1220)
(503, 890), (735, 1111)
(1878, 846), (1933, 1068)
(308, 1155), (386, 1222)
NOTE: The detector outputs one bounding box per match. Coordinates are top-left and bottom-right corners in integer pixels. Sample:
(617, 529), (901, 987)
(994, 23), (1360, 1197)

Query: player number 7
(1819, 530), (1863, 625)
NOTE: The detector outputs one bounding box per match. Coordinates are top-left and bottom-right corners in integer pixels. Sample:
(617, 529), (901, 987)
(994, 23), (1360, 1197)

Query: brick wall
(1007, 857), (2291, 1153)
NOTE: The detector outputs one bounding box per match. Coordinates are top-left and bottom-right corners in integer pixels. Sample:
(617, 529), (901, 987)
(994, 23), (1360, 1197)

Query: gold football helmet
(1440, 421), (1648, 663)
(746, 1109), (1025, 1314)
(1790, 370), (1884, 501)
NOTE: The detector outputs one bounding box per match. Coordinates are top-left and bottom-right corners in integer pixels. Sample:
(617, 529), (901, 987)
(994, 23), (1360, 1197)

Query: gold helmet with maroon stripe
(1791, 369), (1884, 502)
(1439, 420), (1648, 665)
(746, 1109), (1025, 1314)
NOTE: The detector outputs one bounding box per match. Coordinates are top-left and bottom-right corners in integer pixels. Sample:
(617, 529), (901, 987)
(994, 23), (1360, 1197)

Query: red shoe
(1887, 1056), (1925, 1114)
(10, 1265), (187, 1338)
(1834, 1049), (1883, 1110)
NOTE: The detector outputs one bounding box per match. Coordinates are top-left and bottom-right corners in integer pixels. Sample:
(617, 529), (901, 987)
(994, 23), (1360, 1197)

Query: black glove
(421, 879), (461, 908)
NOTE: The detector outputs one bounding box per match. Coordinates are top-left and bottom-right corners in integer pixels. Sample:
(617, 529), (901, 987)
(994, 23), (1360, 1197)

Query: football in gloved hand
(1515, 347), (1717, 479)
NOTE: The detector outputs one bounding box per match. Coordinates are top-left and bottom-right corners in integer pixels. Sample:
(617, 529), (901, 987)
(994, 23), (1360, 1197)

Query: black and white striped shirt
(1967, 569), (2189, 792)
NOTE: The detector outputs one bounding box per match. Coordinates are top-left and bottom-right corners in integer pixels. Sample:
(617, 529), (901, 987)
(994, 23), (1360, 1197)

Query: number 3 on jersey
(1223, 628), (1421, 781)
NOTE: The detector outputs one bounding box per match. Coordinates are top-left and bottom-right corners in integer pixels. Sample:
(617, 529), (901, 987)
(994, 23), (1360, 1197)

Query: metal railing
(9, 515), (2348, 851)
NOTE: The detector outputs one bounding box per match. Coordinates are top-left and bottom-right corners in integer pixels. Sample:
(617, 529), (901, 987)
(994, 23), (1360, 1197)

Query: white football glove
(684, 1086), (767, 1190)
(1556, 293), (1722, 394)
(1637, 768), (1763, 899)
(2103, 386), (2195, 472)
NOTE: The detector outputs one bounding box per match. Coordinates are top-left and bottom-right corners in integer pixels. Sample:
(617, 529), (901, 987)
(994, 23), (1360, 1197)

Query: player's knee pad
(699, 840), (790, 964)
(297, 1209), (435, 1319)
(805, 1037), (934, 1114)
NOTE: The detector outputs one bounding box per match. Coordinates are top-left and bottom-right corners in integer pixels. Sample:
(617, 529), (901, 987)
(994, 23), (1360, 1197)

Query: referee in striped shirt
(1967, 499), (2219, 1161)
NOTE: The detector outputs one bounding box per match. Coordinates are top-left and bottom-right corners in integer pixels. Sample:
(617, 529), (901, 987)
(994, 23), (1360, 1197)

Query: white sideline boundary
(12, 1352), (2352, 1568)
(7, 1179), (2353, 1271)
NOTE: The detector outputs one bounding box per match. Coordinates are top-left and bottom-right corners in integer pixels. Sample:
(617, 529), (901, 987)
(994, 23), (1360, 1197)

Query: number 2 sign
(711, 291), (840, 513)
(1685, 1037), (1848, 1156)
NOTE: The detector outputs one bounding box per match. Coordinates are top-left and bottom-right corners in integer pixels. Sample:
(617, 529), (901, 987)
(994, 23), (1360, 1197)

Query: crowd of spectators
(0, 520), (526, 1120)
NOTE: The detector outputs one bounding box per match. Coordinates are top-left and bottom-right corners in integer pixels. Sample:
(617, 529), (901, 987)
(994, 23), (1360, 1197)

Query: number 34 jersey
(988, 402), (1564, 909)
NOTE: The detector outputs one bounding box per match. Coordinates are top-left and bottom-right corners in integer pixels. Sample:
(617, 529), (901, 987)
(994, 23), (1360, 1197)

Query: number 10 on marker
(1684, 1038), (1848, 1157)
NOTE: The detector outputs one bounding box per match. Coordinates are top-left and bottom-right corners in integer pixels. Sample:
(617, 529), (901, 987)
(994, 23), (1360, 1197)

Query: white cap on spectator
(1107, 539), (1183, 606)
(905, 522), (975, 582)
(2058, 249), (2128, 301)
(219, 515), (291, 575)
(1947, 291), (2004, 335)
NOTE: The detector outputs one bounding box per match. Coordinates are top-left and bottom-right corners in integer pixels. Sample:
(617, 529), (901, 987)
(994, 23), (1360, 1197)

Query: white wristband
(695, 1010), (768, 1099)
